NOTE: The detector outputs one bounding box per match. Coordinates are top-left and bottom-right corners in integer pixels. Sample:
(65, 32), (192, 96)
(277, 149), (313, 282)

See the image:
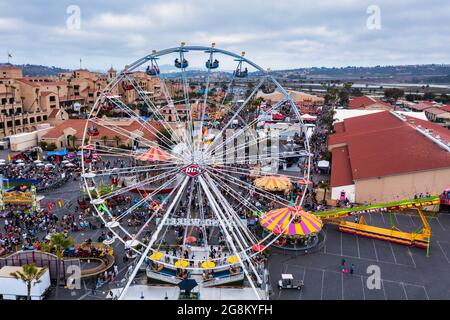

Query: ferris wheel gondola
(146, 53), (160, 76)
(174, 58), (189, 69)
(205, 59), (219, 69)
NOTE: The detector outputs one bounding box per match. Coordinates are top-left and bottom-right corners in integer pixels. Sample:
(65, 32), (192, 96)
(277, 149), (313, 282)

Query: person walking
(340, 259), (346, 273)
(350, 264), (355, 275)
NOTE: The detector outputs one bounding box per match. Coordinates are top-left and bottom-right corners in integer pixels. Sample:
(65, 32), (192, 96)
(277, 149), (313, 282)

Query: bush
(39, 141), (48, 150)
(46, 143), (57, 151)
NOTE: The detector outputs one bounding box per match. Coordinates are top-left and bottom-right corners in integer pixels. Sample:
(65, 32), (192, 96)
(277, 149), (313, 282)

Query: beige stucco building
(328, 111), (450, 205)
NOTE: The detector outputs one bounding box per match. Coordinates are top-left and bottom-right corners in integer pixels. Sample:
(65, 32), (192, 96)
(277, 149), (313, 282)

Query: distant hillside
(2, 62), (450, 84)
(0, 63), (70, 76)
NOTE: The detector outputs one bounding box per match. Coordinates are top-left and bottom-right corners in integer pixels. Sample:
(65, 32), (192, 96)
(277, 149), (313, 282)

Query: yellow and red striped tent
(254, 176), (291, 192)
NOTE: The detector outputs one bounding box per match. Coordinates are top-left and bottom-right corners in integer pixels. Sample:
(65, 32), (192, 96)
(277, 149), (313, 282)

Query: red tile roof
(328, 111), (450, 185)
(348, 96), (375, 109)
(404, 115), (450, 142)
(48, 109), (59, 118)
(38, 81), (66, 86)
(42, 119), (161, 142)
(333, 122), (345, 134)
(15, 79), (39, 87)
(16, 79), (66, 87)
(40, 91), (54, 97)
(330, 146), (353, 187)
(441, 105), (450, 113)
(425, 107), (447, 116)
(348, 96), (392, 110)
(409, 102), (436, 111)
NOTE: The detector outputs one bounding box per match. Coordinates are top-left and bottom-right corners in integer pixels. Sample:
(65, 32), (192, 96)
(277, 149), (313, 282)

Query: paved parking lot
(269, 210), (450, 300)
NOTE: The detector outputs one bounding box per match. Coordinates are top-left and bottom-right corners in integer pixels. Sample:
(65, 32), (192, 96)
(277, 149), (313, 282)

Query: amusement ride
(81, 43), (313, 300)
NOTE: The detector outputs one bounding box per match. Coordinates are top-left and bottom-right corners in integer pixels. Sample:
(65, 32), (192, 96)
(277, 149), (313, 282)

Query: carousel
(259, 206), (325, 251)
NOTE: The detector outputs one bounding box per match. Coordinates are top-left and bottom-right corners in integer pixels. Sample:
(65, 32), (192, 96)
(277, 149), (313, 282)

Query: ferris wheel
(81, 43), (312, 299)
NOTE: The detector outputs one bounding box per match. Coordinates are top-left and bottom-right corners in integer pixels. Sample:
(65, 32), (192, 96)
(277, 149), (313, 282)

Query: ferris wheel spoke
(103, 96), (177, 150)
(204, 173), (258, 244)
(118, 175), (190, 300)
(97, 167), (180, 201)
(206, 167), (288, 209)
(91, 117), (180, 161)
(103, 97), (180, 154)
(206, 76), (266, 153)
(197, 46), (215, 152)
(211, 162), (309, 182)
(89, 163), (179, 177)
(201, 174), (262, 290)
(207, 166), (291, 207)
(115, 173), (181, 222)
(132, 173), (187, 241)
(210, 130), (272, 162)
(207, 171), (262, 213)
(208, 98), (289, 157)
(177, 49), (194, 148)
(122, 74), (185, 147)
(154, 70), (194, 152)
(89, 116), (161, 151)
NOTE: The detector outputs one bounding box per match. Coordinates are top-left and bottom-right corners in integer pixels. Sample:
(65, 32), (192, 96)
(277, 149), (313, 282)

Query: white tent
(317, 160), (330, 168)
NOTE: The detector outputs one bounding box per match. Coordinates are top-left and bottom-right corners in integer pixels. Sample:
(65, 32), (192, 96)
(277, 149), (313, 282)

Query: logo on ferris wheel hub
(181, 164), (205, 178)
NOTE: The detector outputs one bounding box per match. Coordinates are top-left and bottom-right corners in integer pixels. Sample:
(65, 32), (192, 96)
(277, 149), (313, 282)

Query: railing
(146, 269), (179, 284)
(201, 273), (245, 287)
(314, 196), (440, 219)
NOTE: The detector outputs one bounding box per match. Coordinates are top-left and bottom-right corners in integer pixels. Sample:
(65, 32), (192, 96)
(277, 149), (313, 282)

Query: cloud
(0, 17), (23, 30)
(0, 0), (449, 70)
(88, 13), (155, 30)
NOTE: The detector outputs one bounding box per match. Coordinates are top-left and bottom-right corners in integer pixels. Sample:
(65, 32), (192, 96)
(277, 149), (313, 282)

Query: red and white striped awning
(135, 147), (172, 162)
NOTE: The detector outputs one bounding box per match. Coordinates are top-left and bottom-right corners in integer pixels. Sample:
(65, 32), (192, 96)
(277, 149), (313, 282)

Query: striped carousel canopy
(135, 147), (172, 162)
(254, 175), (291, 192)
(260, 206), (323, 236)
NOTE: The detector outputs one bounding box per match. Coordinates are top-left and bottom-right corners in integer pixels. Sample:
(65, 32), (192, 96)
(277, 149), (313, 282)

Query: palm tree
(49, 233), (74, 299)
(10, 264), (46, 300)
(69, 135), (77, 148)
(318, 181), (330, 202)
(101, 135), (108, 146)
(113, 135), (122, 147)
(32, 88), (40, 110)
(56, 85), (61, 106)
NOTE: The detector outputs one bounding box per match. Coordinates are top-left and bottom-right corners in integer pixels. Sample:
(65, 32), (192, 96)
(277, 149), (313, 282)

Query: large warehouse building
(328, 111), (450, 204)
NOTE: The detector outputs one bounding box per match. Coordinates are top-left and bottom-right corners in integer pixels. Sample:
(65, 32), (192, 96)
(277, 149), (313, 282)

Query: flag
(7, 154), (10, 161)
(8, 52), (12, 58)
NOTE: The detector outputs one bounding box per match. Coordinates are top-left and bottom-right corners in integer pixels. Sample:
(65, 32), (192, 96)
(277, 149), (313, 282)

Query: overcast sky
(1, 0), (450, 71)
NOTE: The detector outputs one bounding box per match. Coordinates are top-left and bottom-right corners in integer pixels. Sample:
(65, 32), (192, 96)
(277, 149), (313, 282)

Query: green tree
(69, 135), (77, 148)
(39, 141), (48, 150)
(47, 143), (57, 151)
(384, 88), (404, 101)
(10, 264), (47, 300)
(49, 233), (74, 299)
(318, 181), (330, 202)
(423, 92), (436, 101)
(157, 128), (174, 148)
(113, 135), (122, 147)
